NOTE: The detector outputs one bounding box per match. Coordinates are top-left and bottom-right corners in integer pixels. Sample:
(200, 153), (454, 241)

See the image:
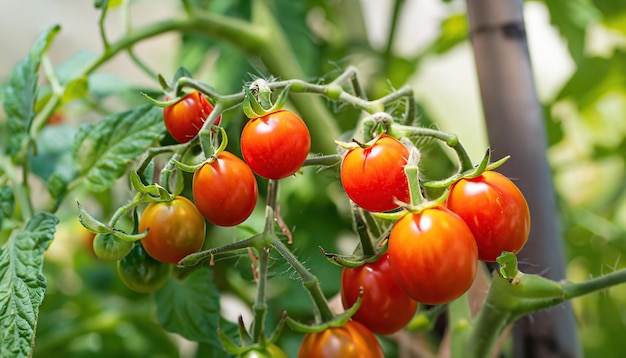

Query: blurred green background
(1, 0), (625, 357)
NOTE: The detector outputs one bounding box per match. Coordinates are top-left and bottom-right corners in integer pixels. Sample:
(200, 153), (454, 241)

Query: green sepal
(497, 251), (520, 282)
(242, 82), (292, 119)
(319, 246), (384, 268)
(141, 92), (180, 108)
(77, 201), (147, 243)
(422, 148), (510, 189)
(286, 288), (363, 334)
(77, 201), (112, 234)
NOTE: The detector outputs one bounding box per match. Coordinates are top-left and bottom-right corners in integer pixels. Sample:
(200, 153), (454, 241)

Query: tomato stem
(405, 147), (424, 206)
(389, 123), (474, 172)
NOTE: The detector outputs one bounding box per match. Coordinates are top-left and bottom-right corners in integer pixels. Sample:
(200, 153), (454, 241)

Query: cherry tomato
(163, 91), (221, 143)
(341, 252), (418, 335)
(240, 110), (310, 179)
(388, 207), (478, 305)
(239, 344), (288, 358)
(298, 320), (384, 358)
(117, 242), (171, 293)
(340, 135), (410, 212)
(139, 196), (206, 264)
(93, 233), (132, 262)
(447, 170), (531, 262)
(193, 151), (258, 226)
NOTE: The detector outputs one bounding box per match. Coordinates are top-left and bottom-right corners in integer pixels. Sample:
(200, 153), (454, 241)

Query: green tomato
(117, 242), (171, 293)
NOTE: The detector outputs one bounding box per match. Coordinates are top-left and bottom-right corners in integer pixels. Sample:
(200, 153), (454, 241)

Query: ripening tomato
(340, 135), (410, 212)
(388, 207), (478, 305)
(240, 110), (310, 179)
(193, 151), (258, 226)
(298, 320), (384, 358)
(163, 91), (221, 143)
(117, 242), (171, 293)
(139, 196), (206, 264)
(341, 252), (418, 335)
(447, 170), (531, 262)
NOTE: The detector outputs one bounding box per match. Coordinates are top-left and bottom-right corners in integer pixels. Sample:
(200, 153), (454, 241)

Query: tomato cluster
(123, 89), (529, 353)
(339, 133), (531, 310)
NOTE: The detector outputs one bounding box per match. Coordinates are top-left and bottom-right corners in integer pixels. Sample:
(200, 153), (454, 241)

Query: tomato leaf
(154, 267), (228, 353)
(0, 213), (59, 357)
(72, 104), (165, 192)
(0, 186), (15, 231)
(2, 25), (60, 156)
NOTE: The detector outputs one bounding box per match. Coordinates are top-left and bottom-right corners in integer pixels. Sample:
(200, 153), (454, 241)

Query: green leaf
(0, 186), (15, 231)
(154, 268), (225, 351)
(3, 25), (60, 156)
(61, 77), (89, 103)
(542, 0), (601, 64)
(72, 104), (165, 192)
(0, 212), (59, 357)
(423, 13), (468, 56)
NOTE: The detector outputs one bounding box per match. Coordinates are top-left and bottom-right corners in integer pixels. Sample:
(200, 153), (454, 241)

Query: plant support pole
(465, 1), (581, 357)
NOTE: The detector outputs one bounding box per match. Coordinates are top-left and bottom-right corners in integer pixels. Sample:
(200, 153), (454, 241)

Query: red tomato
(139, 196), (206, 264)
(193, 151), (258, 226)
(341, 253), (418, 335)
(447, 171), (531, 262)
(240, 110), (310, 179)
(340, 135), (410, 212)
(163, 91), (221, 143)
(298, 320), (384, 358)
(388, 207), (478, 305)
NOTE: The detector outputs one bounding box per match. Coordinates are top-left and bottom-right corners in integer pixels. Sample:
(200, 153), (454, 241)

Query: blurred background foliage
(1, 0), (625, 357)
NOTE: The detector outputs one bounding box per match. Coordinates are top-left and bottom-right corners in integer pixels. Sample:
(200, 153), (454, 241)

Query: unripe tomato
(340, 135), (410, 212)
(117, 242), (171, 293)
(239, 344), (288, 358)
(93, 233), (132, 262)
(139, 196), (206, 264)
(341, 253), (418, 335)
(388, 207), (478, 305)
(163, 91), (221, 143)
(193, 151), (258, 226)
(240, 110), (310, 179)
(298, 320), (384, 358)
(447, 171), (531, 262)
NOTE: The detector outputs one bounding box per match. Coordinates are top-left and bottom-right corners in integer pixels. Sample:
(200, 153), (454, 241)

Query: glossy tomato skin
(240, 110), (310, 179)
(117, 242), (171, 293)
(163, 91), (221, 143)
(139, 196), (206, 264)
(446, 171), (531, 262)
(341, 253), (418, 335)
(298, 320), (384, 358)
(193, 151), (258, 226)
(388, 207), (478, 305)
(340, 135), (410, 212)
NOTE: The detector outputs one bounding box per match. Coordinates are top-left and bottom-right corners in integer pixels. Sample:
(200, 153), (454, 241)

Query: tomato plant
(340, 135), (410, 212)
(139, 196), (206, 264)
(163, 91), (221, 143)
(341, 252), (418, 335)
(193, 151), (258, 226)
(297, 320), (384, 358)
(117, 242), (172, 293)
(447, 170), (531, 262)
(240, 110), (310, 179)
(387, 207), (479, 305)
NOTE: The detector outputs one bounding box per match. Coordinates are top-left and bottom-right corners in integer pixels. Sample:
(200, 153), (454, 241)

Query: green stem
(251, 246), (269, 342)
(389, 123), (474, 171)
(270, 236), (334, 323)
(448, 293), (472, 358)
